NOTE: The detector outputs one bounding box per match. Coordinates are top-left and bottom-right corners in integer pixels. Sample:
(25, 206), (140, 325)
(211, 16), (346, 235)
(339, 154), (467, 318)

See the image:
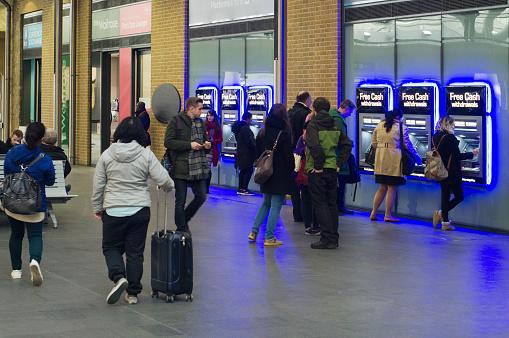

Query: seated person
(40, 129), (72, 178)
(0, 130), (24, 154)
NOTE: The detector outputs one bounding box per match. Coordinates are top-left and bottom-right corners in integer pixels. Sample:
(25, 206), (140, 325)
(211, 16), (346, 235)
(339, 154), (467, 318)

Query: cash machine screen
(399, 85), (436, 171)
(196, 88), (217, 119)
(358, 115), (382, 168)
(221, 88), (242, 154)
(247, 88), (269, 137)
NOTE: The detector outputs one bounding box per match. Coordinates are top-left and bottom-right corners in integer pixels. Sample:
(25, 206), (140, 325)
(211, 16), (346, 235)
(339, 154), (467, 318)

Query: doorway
(91, 51), (120, 165)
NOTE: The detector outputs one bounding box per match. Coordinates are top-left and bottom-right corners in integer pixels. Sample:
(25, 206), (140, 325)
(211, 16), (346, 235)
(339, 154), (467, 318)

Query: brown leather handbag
(253, 131), (282, 184)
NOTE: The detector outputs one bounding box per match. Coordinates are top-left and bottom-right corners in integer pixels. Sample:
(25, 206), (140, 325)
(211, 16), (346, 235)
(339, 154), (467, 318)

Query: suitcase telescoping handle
(156, 188), (169, 236)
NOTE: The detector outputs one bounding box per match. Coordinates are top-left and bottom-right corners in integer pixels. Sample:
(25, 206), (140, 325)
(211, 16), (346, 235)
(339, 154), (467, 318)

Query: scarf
(188, 118), (210, 180)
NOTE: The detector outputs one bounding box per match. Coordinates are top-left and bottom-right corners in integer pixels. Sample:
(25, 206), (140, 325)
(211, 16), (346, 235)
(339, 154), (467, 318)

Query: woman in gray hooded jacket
(92, 117), (174, 305)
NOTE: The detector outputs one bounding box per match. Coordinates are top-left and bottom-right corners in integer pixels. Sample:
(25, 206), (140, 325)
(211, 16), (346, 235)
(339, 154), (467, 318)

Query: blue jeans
(252, 194), (285, 240)
(8, 217), (43, 270)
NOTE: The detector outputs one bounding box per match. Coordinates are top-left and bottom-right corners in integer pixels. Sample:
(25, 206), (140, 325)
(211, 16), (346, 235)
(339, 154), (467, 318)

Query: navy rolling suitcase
(151, 191), (193, 303)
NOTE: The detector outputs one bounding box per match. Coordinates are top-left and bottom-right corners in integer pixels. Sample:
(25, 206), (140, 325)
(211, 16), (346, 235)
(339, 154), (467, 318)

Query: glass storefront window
(189, 39), (220, 96)
(396, 16), (441, 82)
(0, 4), (7, 137)
(61, 5), (71, 154)
(246, 33), (274, 87)
(220, 37), (246, 86)
(136, 50), (151, 108)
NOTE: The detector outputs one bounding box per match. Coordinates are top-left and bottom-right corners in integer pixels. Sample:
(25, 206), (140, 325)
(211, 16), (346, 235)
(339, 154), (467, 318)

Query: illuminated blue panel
(359, 83), (394, 111)
(401, 82), (440, 126)
(447, 81), (493, 186)
(196, 86), (219, 113)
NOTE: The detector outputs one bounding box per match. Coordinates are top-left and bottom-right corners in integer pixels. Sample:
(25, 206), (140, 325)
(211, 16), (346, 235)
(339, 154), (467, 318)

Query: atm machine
(445, 82), (492, 185)
(196, 86), (218, 119)
(246, 86), (273, 138)
(220, 86), (244, 157)
(398, 82), (439, 176)
(357, 83), (393, 171)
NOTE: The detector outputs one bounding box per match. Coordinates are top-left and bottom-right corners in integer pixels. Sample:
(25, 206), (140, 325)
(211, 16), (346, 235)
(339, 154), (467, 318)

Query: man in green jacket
(330, 99), (357, 214)
(164, 97), (211, 232)
(306, 97), (352, 249)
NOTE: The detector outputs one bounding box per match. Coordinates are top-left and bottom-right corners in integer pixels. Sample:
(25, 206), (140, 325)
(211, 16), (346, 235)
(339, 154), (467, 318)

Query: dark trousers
(102, 207), (150, 295)
(8, 217), (43, 270)
(238, 167), (254, 191)
(174, 178), (207, 230)
(300, 185), (318, 229)
(337, 175), (347, 210)
(206, 171), (212, 194)
(290, 181), (303, 221)
(440, 182), (464, 222)
(309, 169), (339, 244)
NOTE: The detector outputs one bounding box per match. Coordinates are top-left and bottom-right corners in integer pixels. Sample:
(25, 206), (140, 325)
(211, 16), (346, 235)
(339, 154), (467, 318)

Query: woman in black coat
(248, 104), (294, 247)
(432, 116), (478, 231)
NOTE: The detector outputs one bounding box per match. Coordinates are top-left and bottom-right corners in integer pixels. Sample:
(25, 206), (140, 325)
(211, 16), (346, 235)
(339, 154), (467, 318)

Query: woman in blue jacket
(4, 122), (55, 286)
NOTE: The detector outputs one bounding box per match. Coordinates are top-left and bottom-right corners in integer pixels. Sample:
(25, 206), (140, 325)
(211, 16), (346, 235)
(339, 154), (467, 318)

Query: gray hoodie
(92, 141), (174, 213)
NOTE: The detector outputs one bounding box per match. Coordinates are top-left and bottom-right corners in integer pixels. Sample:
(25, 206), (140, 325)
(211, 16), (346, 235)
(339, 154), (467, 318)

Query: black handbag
(365, 145), (376, 167)
(343, 154), (361, 184)
(399, 122), (416, 176)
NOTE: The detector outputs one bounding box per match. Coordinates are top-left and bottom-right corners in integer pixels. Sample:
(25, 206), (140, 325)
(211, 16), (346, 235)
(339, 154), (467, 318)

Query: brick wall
(75, 0), (91, 165)
(150, 0), (187, 158)
(285, 0), (340, 108)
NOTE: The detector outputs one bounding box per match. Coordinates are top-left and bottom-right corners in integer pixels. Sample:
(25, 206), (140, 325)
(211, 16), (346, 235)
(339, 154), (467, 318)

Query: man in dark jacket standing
(164, 97), (211, 233)
(330, 99), (356, 214)
(40, 129), (72, 178)
(288, 91), (312, 222)
(306, 97), (352, 249)
(232, 112), (257, 195)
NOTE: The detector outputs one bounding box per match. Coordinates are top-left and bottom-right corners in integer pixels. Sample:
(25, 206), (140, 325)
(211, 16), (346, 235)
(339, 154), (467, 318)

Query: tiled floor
(1, 166), (509, 337)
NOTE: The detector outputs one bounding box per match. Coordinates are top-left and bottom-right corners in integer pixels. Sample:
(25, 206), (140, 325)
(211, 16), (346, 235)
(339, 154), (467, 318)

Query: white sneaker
(29, 260), (43, 286)
(106, 277), (128, 305)
(125, 293), (138, 305)
(11, 270), (22, 279)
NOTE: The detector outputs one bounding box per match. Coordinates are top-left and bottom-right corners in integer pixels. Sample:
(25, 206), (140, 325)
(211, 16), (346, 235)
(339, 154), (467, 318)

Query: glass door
(135, 49), (151, 109)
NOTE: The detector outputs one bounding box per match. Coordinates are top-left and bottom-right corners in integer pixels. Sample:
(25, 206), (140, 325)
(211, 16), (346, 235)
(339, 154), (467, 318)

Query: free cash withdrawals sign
(399, 86), (434, 115)
(445, 86), (486, 116)
(356, 86), (390, 114)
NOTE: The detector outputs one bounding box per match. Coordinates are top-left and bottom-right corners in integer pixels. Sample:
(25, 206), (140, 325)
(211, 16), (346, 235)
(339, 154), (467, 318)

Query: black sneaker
(304, 228), (321, 236)
(310, 241), (338, 250)
(106, 277), (128, 304)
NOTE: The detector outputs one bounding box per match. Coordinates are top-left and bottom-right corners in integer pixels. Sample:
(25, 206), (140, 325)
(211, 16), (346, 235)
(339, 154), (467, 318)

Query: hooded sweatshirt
(91, 141), (174, 213)
(305, 110), (352, 172)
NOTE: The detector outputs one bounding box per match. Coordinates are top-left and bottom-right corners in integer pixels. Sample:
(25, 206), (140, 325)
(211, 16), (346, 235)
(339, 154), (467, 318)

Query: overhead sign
(23, 22), (42, 49)
(356, 85), (393, 114)
(445, 85), (489, 116)
(92, 1), (151, 41)
(190, 0), (274, 26)
(399, 86), (434, 115)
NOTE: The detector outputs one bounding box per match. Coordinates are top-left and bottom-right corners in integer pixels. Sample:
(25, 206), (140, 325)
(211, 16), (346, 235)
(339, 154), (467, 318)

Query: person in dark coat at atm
(232, 112), (257, 196)
(432, 116), (478, 231)
(288, 91), (312, 222)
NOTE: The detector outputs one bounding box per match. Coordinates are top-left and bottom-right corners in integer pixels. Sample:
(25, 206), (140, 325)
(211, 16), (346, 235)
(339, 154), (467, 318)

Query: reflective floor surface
(0, 166), (509, 337)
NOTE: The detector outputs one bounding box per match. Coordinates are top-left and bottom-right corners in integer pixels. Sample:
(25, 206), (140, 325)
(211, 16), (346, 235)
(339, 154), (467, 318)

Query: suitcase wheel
(185, 294), (193, 302)
(166, 295), (175, 303)
(151, 290), (158, 298)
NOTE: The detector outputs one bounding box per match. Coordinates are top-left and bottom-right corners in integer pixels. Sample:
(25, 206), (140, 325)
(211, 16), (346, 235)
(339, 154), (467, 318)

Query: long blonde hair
(436, 116), (455, 134)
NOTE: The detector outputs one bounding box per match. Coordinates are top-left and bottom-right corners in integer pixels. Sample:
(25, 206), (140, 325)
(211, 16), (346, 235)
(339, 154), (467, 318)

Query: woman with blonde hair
(432, 116), (478, 230)
(370, 109), (421, 222)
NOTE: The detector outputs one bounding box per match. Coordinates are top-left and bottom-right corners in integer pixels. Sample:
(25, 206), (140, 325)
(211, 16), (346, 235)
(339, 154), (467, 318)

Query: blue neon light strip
(196, 86), (219, 113)
(248, 85), (274, 112)
(401, 82), (440, 126)
(360, 83), (393, 111)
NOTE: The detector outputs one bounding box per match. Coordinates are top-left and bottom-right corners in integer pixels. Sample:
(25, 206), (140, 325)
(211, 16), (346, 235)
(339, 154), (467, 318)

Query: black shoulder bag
(399, 122), (416, 176)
